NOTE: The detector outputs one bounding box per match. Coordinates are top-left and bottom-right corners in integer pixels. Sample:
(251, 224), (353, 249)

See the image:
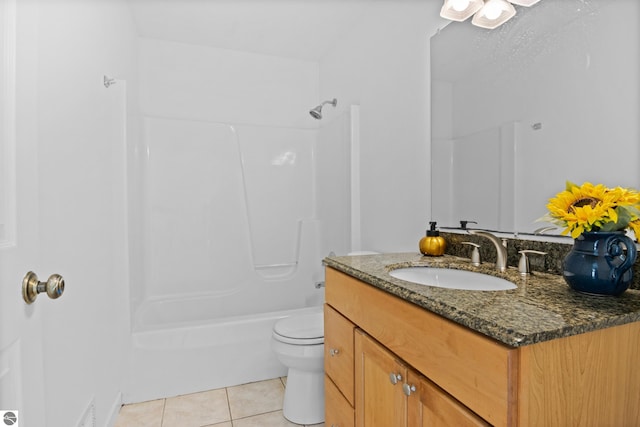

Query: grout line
(159, 398), (167, 427)
(225, 386), (233, 422)
(231, 409), (288, 422)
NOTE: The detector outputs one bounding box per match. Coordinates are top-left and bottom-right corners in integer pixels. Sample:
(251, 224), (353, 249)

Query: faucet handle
(461, 242), (481, 266)
(518, 250), (547, 275)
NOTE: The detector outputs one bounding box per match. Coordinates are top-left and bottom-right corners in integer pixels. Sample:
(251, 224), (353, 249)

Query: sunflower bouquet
(540, 181), (640, 239)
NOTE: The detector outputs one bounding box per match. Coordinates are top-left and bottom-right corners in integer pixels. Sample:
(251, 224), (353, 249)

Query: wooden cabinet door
(407, 370), (490, 427)
(355, 330), (407, 427)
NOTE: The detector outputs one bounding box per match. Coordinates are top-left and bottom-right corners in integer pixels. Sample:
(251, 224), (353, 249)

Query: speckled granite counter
(323, 252), (640, 348)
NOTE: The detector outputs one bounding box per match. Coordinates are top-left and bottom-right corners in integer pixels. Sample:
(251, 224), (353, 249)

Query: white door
(2, 2), (132, 425)
(0, 0), (48, 425)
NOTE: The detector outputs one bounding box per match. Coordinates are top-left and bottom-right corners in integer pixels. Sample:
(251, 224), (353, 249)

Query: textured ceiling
(127, 0), (380, 61)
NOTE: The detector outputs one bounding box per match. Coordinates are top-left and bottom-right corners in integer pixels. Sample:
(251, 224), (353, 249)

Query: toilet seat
(273, 311), (324, 345)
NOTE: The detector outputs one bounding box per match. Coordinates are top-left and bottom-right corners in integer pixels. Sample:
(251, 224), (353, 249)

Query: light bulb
(451, 0), (470, 12)
(483, 1), (504, 20)
(471, 0), (515, 29)
(441, 0), (484, 23)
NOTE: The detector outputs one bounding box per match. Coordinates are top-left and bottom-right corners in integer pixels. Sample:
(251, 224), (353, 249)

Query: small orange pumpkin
(419, 235), (446, 256)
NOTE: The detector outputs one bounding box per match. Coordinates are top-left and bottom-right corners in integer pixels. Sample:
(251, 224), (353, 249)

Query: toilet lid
(274, 311), (324, 340)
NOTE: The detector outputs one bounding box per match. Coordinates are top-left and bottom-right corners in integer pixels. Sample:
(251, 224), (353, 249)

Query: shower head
(309, 106), (323, 120)
(309, 98), (337, 120)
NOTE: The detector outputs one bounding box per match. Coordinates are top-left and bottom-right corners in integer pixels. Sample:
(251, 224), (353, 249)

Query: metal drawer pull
(389, 373), (402, 385)
(403, 383), (417, 396)
(329, 348), (340, 357)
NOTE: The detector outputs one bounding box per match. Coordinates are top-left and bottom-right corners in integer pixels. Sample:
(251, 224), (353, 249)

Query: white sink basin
(389, 267), (516, 291)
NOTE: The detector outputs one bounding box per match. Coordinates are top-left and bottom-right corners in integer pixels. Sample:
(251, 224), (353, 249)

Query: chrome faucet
(468, 230), (508, 272)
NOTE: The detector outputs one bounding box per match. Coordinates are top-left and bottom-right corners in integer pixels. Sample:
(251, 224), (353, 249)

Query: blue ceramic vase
(563, 231), (637, 296)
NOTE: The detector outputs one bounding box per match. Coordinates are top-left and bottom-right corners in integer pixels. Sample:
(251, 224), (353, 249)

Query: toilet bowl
(271, 306), (325, 425)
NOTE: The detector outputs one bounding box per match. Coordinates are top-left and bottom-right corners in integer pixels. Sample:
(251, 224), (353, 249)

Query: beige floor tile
(113, 399), (165, 427)
(305, 423), (324, 427)
(232, 410), (298, 427)
(227, 379), (285, 419)
(162, 388), (231, 427)
(203, 422), (233, 427)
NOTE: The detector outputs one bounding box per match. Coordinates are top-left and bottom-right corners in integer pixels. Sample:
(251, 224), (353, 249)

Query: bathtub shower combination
(125, 111), (355, 403)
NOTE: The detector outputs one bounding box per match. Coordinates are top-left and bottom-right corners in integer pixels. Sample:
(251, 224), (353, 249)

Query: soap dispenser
(419, 221), (447, 256)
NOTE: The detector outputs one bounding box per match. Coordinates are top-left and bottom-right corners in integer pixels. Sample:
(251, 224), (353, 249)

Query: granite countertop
(323, 252), (640, 347)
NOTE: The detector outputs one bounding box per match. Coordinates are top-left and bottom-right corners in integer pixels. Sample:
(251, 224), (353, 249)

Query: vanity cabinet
(325, 266), (640, 426)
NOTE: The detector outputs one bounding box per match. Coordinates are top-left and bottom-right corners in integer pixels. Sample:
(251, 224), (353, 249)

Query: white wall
(138, 37), (319, 127)
(319, 1), (444, 253)
(25, 0), (137, 425)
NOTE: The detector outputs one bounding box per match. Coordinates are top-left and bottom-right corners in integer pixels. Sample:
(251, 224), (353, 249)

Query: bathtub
(123, 304), (322, 404)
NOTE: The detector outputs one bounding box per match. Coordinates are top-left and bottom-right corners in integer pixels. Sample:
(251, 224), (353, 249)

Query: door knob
(22, 271), (65, 304)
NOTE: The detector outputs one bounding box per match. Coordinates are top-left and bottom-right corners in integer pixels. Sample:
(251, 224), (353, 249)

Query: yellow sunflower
(542, 181), (640, 239)
(629, 219), (640, 238)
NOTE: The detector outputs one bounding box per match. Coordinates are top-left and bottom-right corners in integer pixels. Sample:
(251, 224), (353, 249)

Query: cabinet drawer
(326, 267), (516, 427)
(324, 304), (355, 405)
(325, 375), (354, 427)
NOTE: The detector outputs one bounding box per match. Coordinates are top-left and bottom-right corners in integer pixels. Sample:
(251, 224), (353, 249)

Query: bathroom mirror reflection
(430, 0), (640, 237)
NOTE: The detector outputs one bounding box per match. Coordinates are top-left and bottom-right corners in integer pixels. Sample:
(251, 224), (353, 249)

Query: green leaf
(565, 180), (578, 191)
(599, 206), (633, 232)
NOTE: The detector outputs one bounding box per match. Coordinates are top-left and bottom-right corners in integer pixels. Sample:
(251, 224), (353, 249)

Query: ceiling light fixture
(440, 0), (541, 30)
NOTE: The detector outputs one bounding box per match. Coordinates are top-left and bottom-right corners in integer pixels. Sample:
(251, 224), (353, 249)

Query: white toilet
(271, 252), (377, 424)
(271, 306), (325, 425)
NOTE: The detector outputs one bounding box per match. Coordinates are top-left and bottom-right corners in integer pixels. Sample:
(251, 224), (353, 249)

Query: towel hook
(103, 75), (116, 88)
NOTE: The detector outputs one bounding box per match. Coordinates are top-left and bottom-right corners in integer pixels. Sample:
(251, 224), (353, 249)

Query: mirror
(430, 0), (639, 237)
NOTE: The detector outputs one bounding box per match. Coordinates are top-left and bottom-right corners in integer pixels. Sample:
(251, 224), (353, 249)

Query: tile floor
(114, 377), (324, 427)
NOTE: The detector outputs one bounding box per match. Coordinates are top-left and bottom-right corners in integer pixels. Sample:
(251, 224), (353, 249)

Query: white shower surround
(139, 117), (318, 303)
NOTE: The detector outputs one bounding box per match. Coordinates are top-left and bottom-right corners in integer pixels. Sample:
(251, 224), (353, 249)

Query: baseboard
(104, 392), (123, 427)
